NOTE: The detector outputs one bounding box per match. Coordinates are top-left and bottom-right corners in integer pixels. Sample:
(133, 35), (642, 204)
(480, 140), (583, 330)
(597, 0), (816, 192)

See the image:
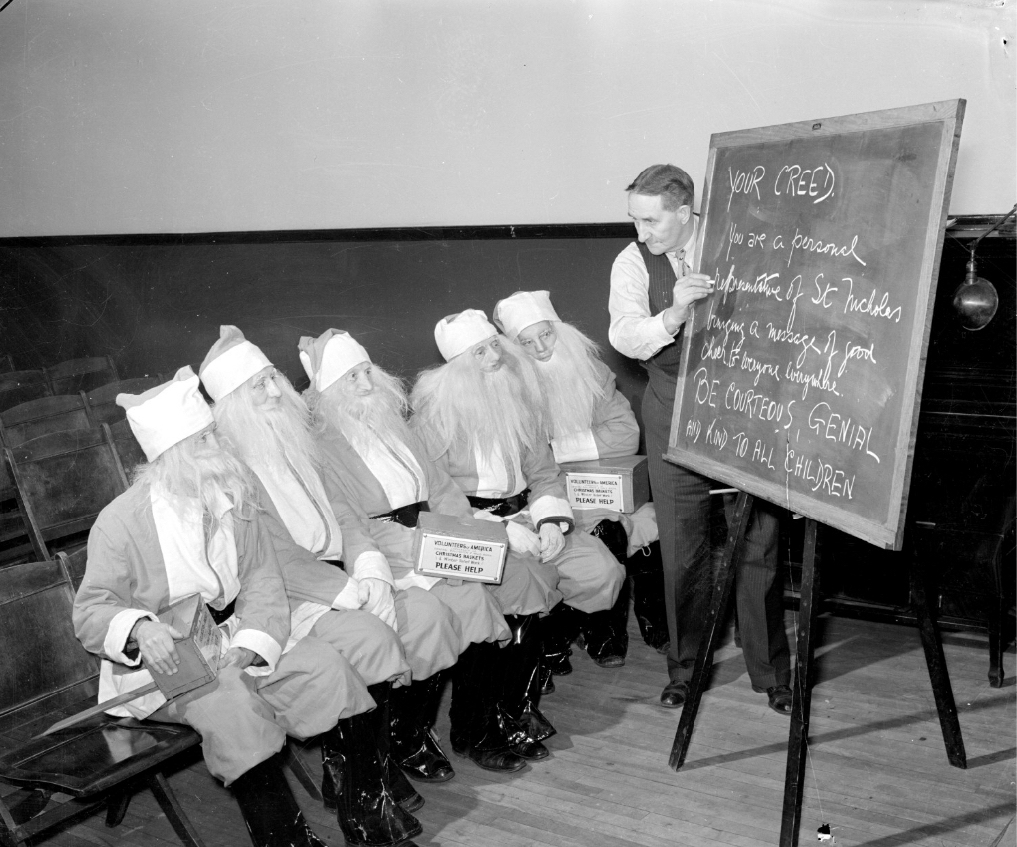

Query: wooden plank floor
(23, 613), (1016, 847)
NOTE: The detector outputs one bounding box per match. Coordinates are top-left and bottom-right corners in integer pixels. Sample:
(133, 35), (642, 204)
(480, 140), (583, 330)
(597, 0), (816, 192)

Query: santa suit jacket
(73, 480), (289, 719)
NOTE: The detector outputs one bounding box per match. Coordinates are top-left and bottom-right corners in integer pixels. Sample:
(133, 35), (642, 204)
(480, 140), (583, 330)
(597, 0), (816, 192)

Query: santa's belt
(373, 501), (430, 529)
(207, 598), (236, 626)
(467, 489), (530, 519)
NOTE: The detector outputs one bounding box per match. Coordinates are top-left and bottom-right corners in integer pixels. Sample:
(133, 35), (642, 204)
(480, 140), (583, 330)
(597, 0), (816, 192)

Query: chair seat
(0, 716), (200, 797)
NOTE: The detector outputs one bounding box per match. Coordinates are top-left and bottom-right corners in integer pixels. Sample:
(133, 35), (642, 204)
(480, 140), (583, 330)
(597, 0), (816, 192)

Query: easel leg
(669, 491), (753, 771)
(910, 538), (967, 768)
(779, 519), (820, 847)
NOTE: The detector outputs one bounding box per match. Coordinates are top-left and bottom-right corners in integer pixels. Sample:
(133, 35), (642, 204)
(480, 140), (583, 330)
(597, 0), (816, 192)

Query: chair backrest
(0, 558), (99, 721)
(0, 370), (52, 412)
(0, 354), (14, 373)
(56, 547), (89, 592)
(0, 395), (95, 448)
(83, 376), (162, 426)
(108, 418), (148, 484)
(45, 356), (119, 397)
(4, 425), (128, 559)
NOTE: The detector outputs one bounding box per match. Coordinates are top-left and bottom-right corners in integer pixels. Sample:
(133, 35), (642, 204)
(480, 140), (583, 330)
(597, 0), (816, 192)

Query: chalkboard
(667, 100), (965, 550)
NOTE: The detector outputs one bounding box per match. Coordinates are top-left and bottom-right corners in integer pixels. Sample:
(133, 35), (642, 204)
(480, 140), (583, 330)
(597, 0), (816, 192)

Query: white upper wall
(0, 0), (1013, 236)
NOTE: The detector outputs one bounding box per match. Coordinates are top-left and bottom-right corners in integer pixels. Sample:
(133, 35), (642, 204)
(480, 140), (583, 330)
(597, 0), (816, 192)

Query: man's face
(338, 361), (375, 398)
(627, 192), (688, 255)
(249, 366), (282, 410)
(189, 424), (221, 460)
(468, 336), (505, 374)
(516, 320), (557, 363)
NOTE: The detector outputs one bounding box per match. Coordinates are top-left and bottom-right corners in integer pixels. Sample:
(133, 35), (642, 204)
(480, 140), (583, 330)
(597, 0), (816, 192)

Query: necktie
(677, 248), (689, 278)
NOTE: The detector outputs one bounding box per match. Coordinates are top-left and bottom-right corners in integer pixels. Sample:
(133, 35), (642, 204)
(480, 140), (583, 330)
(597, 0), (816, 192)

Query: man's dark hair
(626, 164), (695, 212)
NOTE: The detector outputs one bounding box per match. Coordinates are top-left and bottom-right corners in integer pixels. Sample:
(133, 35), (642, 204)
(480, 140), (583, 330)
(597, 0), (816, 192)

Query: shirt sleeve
(608, 242), (681, 361)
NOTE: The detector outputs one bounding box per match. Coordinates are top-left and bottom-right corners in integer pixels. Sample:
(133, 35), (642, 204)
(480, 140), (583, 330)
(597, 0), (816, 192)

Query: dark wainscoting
(1, 220), (1013, 642)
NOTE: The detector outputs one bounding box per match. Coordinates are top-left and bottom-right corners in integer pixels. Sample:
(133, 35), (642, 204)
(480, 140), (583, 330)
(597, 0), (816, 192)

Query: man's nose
(533, 337), (548, 355)
(635, 222), (649, 242)
(355, 372), (373, 392)
(486, 347), (502, 366)
(266, 379), (281, 398)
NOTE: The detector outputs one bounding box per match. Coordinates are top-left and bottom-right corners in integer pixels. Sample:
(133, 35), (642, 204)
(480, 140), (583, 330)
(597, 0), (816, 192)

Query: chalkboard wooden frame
(667, 100), (965, 550)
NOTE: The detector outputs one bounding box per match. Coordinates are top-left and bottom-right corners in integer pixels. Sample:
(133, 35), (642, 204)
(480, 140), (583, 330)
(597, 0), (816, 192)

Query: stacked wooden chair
(0, 555), (205, 847)
(44, 355), (119, 396)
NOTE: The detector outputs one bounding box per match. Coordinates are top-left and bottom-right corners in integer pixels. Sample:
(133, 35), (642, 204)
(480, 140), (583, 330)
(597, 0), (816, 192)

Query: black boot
(389, 673), (454, 783)
(629, 540), (670, 653)
(231, 753), (328, 847)
(540, 600), (578, 694)
(366, 683), (425, 813)
(499, 613), (555, 760)
(448, 641), (526, 773)
(320, 715), (423, 847)
(577, 520), (631, 667)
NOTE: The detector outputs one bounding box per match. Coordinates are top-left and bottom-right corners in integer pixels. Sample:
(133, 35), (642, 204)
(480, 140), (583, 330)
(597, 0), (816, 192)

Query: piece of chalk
(709, 488), (738, 495)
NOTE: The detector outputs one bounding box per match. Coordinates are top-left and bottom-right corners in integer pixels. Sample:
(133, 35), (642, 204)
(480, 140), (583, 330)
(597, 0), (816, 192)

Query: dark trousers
(642, 374), (790, 690)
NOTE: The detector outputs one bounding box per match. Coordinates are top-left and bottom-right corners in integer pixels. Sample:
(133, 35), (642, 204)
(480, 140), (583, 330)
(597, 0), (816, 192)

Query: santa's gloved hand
(538, 522), (566, 562)
(358, 577), (398, 631)
(503, 519), (542, 558)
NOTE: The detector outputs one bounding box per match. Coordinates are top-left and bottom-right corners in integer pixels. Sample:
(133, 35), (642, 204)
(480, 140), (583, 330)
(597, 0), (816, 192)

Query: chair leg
(148, 771), (206, 847)
(104, 790), (131, 828)
(283, 740), (323, 802)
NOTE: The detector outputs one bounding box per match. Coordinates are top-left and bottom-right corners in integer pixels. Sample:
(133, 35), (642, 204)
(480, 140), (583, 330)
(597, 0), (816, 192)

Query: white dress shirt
(608, 223), (698, 362)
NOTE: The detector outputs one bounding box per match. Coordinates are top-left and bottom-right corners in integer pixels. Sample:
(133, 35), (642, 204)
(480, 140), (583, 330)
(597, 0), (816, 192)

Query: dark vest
(636, 240), (684, 380)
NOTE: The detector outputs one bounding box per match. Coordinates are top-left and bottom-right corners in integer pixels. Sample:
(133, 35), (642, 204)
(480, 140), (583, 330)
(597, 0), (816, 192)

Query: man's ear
(678, 204), (692, 225)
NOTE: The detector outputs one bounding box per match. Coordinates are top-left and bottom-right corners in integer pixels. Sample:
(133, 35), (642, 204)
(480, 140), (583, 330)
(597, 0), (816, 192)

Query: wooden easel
(668, 491), (968, 847)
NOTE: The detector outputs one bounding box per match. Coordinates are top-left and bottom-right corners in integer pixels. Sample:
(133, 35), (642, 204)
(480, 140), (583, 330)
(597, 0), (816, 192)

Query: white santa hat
(117, 366), (215, 462)
(198, 325), (274, 402)
(492, 290), (560, 340)
(434, 309), (498, 361)
(298, 329), (371, 393)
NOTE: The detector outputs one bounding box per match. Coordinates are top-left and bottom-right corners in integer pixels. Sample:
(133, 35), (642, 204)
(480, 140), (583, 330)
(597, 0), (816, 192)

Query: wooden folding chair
(0, 371), (51, 413)
(3, 426), (128, 560)
(82, 375), (162, 426)
(0, 396), (95, 448)
(0, 557), (204, 847)
(45, 356), (119, 397)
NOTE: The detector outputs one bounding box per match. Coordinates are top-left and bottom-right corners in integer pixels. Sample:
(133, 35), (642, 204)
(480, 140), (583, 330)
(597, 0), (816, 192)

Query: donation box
(413, 512), (509, 584)
(560, 455), (650, 514)
(148, 593), (223, 699)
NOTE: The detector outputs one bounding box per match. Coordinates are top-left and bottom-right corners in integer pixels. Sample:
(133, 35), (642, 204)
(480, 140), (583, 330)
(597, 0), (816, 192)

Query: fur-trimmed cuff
(551, 430), (599, 463)
(350, 551), (394, 586)
(232, 629), (282, 676)
(104, 609), (158, 666)
(332, 578), (362, 610)
(530, 495), (575, 535)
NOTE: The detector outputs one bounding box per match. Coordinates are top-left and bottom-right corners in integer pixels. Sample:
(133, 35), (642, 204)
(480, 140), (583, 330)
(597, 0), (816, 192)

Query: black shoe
(659, 680), (690, 709)
(321, 716), (423, 847)
(754, 683), (793, 715)
(448, 641), (527, 774)
(396, 728), (454, 783)
(450, 732), (527, 772)
(232, 754), (329, 847)
(368, 683), (426, 814)
(576, 630), (626, 668)
(509, 737), (549, 760)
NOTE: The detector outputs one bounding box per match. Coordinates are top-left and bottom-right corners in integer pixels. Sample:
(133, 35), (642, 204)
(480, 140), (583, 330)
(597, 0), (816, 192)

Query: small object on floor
(817, 823), (834, 843)
(659, 680), (689, 709)
(754, 683), (793, 715)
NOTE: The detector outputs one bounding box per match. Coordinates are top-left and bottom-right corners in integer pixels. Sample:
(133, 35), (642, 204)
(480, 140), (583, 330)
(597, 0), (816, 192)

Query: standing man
(607, 164), (792, 713)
